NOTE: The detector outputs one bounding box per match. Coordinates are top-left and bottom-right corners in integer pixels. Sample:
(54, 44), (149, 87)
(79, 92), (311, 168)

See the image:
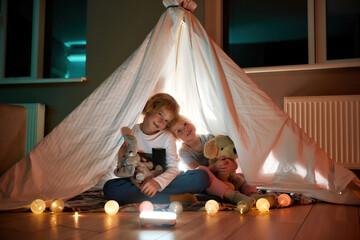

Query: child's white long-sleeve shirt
(132, 124), (180, 191)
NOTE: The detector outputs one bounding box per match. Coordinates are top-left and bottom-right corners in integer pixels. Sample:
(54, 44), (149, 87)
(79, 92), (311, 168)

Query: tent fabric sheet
(0, 0), (359, 210)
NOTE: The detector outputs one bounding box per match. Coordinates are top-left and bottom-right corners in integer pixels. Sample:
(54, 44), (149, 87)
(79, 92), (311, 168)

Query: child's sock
(229, 191), (255, 206)
(170, 193), (197, 203)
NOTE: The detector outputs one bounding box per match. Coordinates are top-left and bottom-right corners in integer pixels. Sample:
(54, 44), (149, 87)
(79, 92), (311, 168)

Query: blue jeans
(103, 169), (209, 204)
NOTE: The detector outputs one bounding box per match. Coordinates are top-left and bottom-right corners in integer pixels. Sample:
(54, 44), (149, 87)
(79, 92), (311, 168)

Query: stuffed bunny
(114, 128), (163, 181)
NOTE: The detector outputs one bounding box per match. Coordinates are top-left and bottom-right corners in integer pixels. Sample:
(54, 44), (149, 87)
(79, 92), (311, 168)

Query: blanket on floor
(63, 190), (236, 212)
(62, 190), (316, 213)
(0, 190), (316, 213)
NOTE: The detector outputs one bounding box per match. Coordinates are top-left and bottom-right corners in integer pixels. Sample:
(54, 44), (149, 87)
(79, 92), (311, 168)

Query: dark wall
(250, 67), (360, 109)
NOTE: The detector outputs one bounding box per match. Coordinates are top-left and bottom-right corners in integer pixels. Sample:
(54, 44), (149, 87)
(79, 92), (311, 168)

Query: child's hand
(121, 127), (134, 136)
(215, 157), (236, 176)
(140, 178), (159, 198)
(118, 141), (129, 158)
(130, 178), (142, 188)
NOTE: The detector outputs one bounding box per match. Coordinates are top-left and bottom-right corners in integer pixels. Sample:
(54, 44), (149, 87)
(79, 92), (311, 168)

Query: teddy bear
(203, 135), (245, 191)
(114, 128), (163, 182)
(204, 135), (279, 207)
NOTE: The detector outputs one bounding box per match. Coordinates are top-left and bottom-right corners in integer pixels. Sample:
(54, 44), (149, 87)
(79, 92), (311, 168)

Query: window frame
(0, 0), (86, 84)
(205, 0), (360, 73)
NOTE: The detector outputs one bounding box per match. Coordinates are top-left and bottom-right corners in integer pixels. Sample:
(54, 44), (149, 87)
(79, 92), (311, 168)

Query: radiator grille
(14, 103), (45, 154)
(284, 95), (360, 169)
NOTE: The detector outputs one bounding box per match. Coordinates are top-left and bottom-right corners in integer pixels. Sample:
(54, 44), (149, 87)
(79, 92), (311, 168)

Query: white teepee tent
(0, 0), (359, 210)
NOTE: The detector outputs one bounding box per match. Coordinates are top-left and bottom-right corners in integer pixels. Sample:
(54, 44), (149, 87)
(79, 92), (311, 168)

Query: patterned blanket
(0, 190), (315, 213)
(63, 190), (316, 213)
(63, 190), (236, 213)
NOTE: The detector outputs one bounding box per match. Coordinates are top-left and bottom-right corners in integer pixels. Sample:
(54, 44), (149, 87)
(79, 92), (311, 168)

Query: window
(224, 0), (308, 68)
(222, 0), (360, 69)
(0, 0), (87, 84)
(326, 0), (360, 60)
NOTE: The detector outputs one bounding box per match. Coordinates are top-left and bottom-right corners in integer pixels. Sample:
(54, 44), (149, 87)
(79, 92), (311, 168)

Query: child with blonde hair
(171, 115), (273, 206)
(103, 93), (209, 203)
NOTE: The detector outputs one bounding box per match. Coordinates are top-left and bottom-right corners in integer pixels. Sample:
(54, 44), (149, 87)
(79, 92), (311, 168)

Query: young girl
(103, 93), (209, 204)
(171, 115), (275, 206)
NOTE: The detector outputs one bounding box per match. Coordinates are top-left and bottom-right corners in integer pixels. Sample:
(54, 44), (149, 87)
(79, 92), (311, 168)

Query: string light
(30, 199), (46, 214)
(205, 200), (219, 215)
(50, 199), (64, 213)
(104, 200), (119, 215)
(168, 201), (183, 215)
(278, 194), (292, 207)
(237, 201), (250, 214)
(139, 211), (177, 227)
(139, 201), (154, 213)
(256, 198), (270, 212)
(74, 212), (80, 228)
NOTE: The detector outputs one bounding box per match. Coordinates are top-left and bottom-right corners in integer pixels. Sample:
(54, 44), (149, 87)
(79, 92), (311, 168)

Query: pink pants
(197, 166), (257, 199)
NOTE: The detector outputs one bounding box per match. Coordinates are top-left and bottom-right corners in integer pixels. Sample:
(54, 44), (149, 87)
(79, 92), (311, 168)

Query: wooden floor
(0, 203), (359, 240)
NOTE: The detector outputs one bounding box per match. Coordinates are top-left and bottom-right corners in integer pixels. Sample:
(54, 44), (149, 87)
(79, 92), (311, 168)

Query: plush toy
(203, 135), (245, 191)
(204, 135), (279, 207)
(114, 128), (163, 182)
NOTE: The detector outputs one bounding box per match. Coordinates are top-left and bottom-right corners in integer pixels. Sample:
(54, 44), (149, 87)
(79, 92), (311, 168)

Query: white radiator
(284, 95), (360, 169)
(14, 103), (45, 154)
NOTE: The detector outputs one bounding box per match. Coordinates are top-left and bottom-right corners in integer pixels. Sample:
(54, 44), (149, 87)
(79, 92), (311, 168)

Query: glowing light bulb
(256, 198), (270, 212)
(237, 201), (250, 214)
(139, 211), (177, 227)
(30, 199), (46, 214)
(74, 212), (79, 227)
(50, 199), (64, 213)
(139, 201), (154, 213)
(104, 200), (119, 215)
(205, 200), (219, 215)
(168, 201), (183, 215)
(278, 194), (292, 207)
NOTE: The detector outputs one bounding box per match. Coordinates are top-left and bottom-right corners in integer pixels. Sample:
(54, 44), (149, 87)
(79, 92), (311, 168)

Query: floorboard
(295, 203), (360, 240)
(227, 205), (313, 240)
(0, 203), (359, 240)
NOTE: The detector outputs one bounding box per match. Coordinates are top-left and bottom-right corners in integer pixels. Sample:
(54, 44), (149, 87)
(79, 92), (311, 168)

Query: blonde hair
(143, 93), (180, 128)
(169, 114), (192, 131)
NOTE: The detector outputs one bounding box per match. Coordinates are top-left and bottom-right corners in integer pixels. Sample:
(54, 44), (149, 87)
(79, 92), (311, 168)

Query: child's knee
(196, 165), (209, 173)
(103, 179), (116, 199)
(193, 169), (210, 192)
(103, 178), (127, 198)
(197, 168), (210, 181)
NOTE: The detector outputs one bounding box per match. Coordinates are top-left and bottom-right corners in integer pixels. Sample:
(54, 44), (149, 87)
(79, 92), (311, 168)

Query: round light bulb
(104, 200), (119, 215)
(205, 200), (219, 215)
(278, 194), (292, 207)
(169, 201), (183, 215)
(256, 198), (270, 212)
(30, 199), (46, 214)
(237, 201), (250, 214)
(139, 201), (154, 213)
(50, 199), (64, 213)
